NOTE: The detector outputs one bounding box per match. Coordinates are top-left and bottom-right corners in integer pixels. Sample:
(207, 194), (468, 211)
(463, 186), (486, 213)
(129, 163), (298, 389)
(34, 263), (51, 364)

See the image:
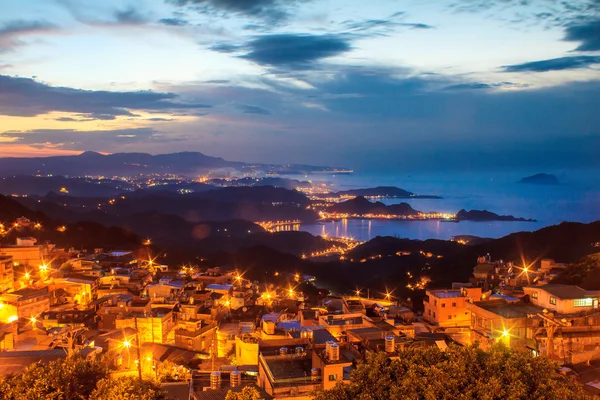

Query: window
(428, 310), (431, 316)
(549, 296), (556, 305)
(433, 312), (436, 319)
(452, 302), (457, 307)
(448, 315), (452, 320)
(441, 303), (446, 308)
(434, 300), (437, 306)
(531, 292), (538, 299)
(328, 374), (337, 382)
(574, 298), (593, 307)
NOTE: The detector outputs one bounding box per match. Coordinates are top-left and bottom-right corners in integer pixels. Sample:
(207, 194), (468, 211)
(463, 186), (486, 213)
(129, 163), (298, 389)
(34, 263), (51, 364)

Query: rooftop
(530, 284), (598, 300)
(474, 300), (543, 319)
(264, 356), (313, 381)
(427, 289), (462, 298)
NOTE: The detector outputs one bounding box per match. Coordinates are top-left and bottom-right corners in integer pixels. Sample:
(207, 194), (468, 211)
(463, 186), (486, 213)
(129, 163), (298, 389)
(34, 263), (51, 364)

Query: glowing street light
(123, 340), (131, 348)
(355, 289), (361, 297)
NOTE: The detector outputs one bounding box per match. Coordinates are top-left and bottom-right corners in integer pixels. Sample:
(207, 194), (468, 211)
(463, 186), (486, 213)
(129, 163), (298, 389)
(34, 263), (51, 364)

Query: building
(470, 299), (542, 351)
(0, 238), (53, 268)
(174, 319), (218, 353)
(524, 284), (600, 314)
(257, 338), (353, 398)
(115, 307), (176, 344)
(317, 313), (374, 338)
(0, 256), (14, 293)
(423, 288), (482, 327)
(0, 287), (51, 322)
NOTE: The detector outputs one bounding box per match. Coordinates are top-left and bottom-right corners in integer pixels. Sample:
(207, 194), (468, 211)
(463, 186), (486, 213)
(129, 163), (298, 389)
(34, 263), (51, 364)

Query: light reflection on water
(300, 219), (545, 241)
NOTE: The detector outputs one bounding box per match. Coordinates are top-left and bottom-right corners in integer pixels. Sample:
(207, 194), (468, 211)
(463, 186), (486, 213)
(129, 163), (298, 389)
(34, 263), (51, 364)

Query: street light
(123, 340), (131, 348)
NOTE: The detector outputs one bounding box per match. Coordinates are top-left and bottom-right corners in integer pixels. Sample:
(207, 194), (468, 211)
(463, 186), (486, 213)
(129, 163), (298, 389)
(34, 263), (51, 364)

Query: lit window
(531, 292), (538, 299)
(549, 296), (556, 305)
(328, 374), (337, 381)
(574, 298), (593, 307)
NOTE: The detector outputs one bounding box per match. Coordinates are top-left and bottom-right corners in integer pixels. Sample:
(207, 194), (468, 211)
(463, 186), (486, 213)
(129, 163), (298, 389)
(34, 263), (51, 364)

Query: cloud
(0, 75), (212, 117)
(114, 8), (149, 25)
(0, 127), (184, 150)
(443, 82), (530, 90)
(168, 0), (301, 24)
(0, 20), (58, 52)
(501, 56), (600, 72)
(564, 19), (600, 51)
(342, 18), (433, 34)
(238, 34), (352, 68)
(209, 42), (243, 53)
(236, 104), (272, 115)
(158, 17), (189, 26)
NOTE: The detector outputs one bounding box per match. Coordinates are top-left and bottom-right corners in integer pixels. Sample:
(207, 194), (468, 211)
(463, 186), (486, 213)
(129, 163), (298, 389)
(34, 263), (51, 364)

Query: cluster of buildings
(0, 228), (446, 400)
(423, 256), (600, 366)
(3, 222), (600, 398)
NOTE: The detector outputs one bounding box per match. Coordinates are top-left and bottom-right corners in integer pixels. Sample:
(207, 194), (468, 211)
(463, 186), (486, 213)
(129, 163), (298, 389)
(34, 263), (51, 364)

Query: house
(470, 299), (542, 351)
(0, 287), (51, 321)
(524, 284), (600, 314)
(423, 287), (482, 327)
(174, 319), (218, 353)
(0, 256), (14, 293)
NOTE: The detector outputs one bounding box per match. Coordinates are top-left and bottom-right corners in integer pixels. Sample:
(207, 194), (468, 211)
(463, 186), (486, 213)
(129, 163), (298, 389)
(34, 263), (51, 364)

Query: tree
(314, 344), (589, 400)
(225, 386), (265, 400)
(0, 355), (108, 400)
(90, 376), (166, 400)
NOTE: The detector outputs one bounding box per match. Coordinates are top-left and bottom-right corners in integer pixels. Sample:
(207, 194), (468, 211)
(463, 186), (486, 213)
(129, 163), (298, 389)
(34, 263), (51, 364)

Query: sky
(0, 0), (599, 171)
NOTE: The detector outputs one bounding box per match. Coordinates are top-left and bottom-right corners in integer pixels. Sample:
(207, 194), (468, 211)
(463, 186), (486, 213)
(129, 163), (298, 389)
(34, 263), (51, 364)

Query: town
(0, 214), (599, 399)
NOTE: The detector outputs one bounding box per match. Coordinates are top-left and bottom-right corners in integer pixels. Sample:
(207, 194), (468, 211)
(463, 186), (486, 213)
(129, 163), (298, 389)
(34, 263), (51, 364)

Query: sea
(291, 169), (600, 241)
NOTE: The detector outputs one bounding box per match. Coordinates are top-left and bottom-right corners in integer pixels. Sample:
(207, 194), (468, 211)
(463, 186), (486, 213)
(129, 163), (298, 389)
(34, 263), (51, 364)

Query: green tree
(225, 386), (265, 400)
(90, 376), (166, 400)
(2, 355), (108, 400)
(314, 344), (589, 400)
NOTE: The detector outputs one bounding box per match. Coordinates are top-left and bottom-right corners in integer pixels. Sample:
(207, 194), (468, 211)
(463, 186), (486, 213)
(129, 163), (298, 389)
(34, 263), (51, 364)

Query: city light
(123, 340), (131, 348)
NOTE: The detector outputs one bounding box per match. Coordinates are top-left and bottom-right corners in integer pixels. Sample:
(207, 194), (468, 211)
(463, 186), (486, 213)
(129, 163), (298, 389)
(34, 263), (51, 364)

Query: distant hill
(518, 173), (559, 185)
(0, 151), (344, 177)
(18, 186), (317, 223)
(337, 186), (441, 199)
(0, 175), (135, 197)
(456, 209), (535, 222)
(329, 196), (419, 216)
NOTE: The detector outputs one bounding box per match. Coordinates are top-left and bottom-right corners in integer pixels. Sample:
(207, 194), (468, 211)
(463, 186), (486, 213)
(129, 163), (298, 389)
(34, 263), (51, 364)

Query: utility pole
(134, 316), (143, 380)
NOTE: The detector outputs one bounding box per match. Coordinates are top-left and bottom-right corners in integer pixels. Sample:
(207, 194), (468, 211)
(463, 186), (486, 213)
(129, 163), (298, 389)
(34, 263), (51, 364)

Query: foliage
(0, 355), (108, 400)
(225, 386), (265, 400)
(314, 344), (589, 400)
(90, 376), (165, 400)
(551, 253), (600, 289)
(154, 360), (191, 382)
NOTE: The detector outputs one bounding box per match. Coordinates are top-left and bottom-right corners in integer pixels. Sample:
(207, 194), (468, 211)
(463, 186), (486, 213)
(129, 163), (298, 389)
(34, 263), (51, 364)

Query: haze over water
(298, 169), (600, 241)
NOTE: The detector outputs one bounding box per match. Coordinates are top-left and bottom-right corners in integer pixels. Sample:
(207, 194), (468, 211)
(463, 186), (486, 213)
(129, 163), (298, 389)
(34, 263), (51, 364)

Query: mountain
(0, 151), (345, 178)
(0, 176), (135, 197)
(18, 186), (317, 223)
(337, 186), (441, 199)
(328, 196), (420, 216)
(518, 173), (559, 185)
(455, 209), (535, 222)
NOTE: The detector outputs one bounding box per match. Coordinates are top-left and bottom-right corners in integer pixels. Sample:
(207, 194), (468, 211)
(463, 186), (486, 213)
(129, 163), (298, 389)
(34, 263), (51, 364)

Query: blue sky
(0, 0), (599, 171)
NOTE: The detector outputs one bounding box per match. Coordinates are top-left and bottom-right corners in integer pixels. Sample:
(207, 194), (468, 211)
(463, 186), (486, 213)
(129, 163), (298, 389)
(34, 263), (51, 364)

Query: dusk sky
(1, 0), (599, 171)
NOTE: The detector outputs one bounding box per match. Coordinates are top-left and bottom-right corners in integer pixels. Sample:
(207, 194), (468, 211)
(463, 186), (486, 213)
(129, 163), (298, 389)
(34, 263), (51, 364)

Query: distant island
(455, 209), (536, 222)
(322, 198), (534, 222)
(336, 186), (442, 199)
(328, 196), (419, 216)
(518, 173), (559, 185)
